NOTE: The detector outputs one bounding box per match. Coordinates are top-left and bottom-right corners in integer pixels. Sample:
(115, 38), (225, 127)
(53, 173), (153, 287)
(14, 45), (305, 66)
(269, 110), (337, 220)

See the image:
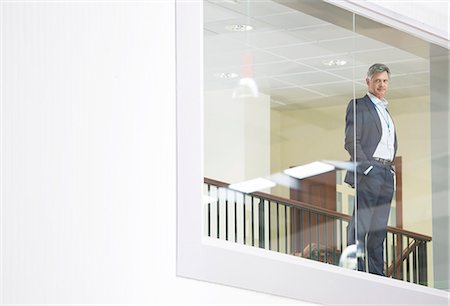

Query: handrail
(205, 177), (432, 242)
(387, 239), (421, 277)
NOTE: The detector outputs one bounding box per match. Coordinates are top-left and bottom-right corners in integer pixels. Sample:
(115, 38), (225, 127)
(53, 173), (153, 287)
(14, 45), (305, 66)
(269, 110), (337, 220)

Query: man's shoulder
(354, 95), (370, 103)
(347, 95), (370, 107)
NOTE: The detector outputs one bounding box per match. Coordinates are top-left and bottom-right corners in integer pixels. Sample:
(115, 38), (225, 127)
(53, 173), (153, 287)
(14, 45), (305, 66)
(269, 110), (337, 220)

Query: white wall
(0, 1), (312, 305)
(204, 90), (271, 184)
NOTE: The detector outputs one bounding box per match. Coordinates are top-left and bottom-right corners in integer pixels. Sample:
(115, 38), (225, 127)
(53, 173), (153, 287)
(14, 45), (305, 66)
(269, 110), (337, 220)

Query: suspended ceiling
(204, 0), (430, 109)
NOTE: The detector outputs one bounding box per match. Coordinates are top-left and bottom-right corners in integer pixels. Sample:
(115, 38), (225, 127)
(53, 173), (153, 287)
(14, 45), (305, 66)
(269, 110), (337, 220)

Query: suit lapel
(364, 95), (382, 134)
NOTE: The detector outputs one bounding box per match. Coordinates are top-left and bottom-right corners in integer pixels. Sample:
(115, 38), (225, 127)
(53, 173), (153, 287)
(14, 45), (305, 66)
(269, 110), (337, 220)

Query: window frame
(175, 1), (449, 304)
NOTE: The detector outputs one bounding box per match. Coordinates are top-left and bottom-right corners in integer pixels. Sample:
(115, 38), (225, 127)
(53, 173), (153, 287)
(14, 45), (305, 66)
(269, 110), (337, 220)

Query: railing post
(258, 199), (265, 248)
(418, 241), (428, 286)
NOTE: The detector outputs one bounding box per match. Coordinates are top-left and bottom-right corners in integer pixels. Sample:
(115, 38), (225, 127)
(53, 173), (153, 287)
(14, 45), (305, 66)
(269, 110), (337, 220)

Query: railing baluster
(251, 196), (255, 246)
(331, 217), (338, 265)
(234, 191), (237, 243)
(413, 242), (418, 284)
(418, 241), (428, 286)
(406, 237), (410, 282)
(225, 194), (228, 241)
(268, 201), (272, 250)
(216, 186), (220, 239)
(339, 218), (343, 261)
(258, 199), (265, 249)
(315, 213), (320, 261)
(299, 209), (304, 257)
(400, 234), (404, 280)
(392, 232), (396, 279)
(324, 215), (328, 263)
(285, 205), (288, 254)
(385, 232), (389, 277)
(243, 193), (246, 245)
(308, 211), (312, 259)
(276, 202), (280, 252)
(207, 184), (211, 237)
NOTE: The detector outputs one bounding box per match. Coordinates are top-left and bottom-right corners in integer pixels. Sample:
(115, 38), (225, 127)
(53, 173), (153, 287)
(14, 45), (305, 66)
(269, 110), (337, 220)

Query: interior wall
(0, 2), (310, 305)
(270, 103), (348, 198)
(204, 90), (271, 185)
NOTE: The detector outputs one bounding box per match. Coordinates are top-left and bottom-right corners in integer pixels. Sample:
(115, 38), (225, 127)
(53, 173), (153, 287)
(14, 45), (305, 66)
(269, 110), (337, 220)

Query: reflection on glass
(344, 63), (397, 276)
(203, 0), (447, 291)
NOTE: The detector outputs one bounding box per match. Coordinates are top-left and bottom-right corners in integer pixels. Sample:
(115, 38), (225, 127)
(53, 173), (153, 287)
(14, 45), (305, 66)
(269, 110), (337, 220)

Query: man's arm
(344, 99), (370, 167)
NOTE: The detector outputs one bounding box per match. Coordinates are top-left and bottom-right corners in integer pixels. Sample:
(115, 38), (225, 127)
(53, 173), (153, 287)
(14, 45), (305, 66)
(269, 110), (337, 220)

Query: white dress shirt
(368, 92), (395, 161)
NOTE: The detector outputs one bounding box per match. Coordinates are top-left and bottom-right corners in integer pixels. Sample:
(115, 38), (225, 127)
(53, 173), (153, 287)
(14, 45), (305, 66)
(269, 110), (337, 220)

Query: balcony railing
(204, 177), (431, 286)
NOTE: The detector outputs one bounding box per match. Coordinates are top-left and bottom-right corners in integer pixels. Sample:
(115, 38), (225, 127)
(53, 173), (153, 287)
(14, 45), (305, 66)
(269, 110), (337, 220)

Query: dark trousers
(347, 163), (394, 275)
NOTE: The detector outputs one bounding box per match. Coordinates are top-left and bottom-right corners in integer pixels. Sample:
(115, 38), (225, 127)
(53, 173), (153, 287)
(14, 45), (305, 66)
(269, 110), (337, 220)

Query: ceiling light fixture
(216, 72), (239, 79)
(225, 24), (253, 32)
(323, 59), (347, 67)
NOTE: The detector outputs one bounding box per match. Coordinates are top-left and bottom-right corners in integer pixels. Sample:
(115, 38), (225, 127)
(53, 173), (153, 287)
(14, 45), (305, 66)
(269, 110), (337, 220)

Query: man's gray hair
(366, 63), (391, 80)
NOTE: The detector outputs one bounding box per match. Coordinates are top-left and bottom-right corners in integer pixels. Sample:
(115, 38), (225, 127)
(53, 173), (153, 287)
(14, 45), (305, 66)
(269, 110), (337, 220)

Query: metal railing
(204, 177), (431, 286)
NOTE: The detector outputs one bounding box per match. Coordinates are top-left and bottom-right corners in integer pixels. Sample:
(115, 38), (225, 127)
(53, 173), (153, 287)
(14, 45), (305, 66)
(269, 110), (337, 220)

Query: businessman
(344, 63), (397, 276)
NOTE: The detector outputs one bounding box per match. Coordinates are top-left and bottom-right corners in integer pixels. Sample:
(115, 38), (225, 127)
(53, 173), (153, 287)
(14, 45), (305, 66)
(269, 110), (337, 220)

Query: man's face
(366, 71), (389, 100)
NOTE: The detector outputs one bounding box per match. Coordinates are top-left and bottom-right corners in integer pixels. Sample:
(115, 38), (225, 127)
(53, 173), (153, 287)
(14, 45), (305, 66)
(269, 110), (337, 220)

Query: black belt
(373, 157), (393, 166)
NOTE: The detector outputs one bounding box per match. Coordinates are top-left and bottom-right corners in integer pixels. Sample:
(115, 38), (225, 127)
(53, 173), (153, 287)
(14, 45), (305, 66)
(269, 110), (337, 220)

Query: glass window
(202, 0), (449, 292)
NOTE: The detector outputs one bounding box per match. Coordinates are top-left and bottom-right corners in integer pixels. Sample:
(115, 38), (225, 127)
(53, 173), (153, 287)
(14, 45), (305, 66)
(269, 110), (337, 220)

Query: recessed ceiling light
(322, 59), (347, 67)
(215, 72), (239, 79)
(225, 24), (253, 32)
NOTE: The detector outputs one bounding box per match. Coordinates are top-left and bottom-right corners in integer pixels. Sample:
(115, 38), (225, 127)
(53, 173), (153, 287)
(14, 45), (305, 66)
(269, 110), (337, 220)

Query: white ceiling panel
(246, 30), (306, 48)
(204, 17), (275, 35)
(323, 66), (373, 82)
(255, 77), (294, 90)
(270, 87), (325, 103)
(268, 42), (343, 60)
(304, 81), (367, 96)
(207, 0), (293, 18)
(288, 24), (355, 42)
(203, 0), (430, 108)
(388, 59), (429, 74)
(204, 34), (247, 55)
(275, 70), (348, 87)
(319, 36), (391, 55)
(252, 60), (313, 77)
(352, 47), (419, 64)
(204, 1), (245, 23)
(256, 11), (326, 29)
(205, 49), (285, 71)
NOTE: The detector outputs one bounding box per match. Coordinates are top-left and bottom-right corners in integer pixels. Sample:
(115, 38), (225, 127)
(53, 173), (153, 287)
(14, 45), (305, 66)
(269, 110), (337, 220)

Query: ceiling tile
(203, 0), (430, 109)
(208, 0), (293, 18)
(304, 81), (366, 96)
(275, 70), (348, 86)
(252, 60), (313, 77)
(268, 42), (341, 60)
(289, 24), (355, 42)
(256, 11), (326, 29)
(270, 87), (325, 102)
(204, 1), (245, 23)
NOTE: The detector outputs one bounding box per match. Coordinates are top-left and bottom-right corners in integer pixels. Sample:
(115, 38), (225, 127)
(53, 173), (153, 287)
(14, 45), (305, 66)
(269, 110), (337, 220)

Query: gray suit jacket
(344, 94), (397, 187)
